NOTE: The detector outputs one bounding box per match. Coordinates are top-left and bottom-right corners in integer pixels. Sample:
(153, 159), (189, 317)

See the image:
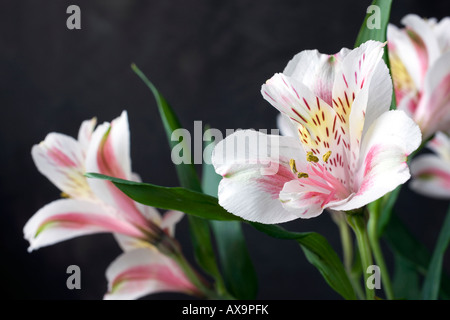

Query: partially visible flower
(410, 132), (450, 199)
(104, 248), (201, 300)
(388, 14), (450, 139)
(24, 111), (183, 252)
(212, 41), (421, 224)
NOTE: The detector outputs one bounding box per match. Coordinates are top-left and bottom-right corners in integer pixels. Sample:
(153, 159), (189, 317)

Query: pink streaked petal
(212, 130), (303, 224)
(278, 180), (327, 219)
(332, 110), (421, 211)
(85, 112), (147, 226)
(32, 132), (92, 200)
(24, 199), (144, 252)
(410, 154), (450, 199)
(415, 52), (450, 139)
(402, 14), (441, 68)
(388, 23), (423, 91)
(104, 249), (199, 300)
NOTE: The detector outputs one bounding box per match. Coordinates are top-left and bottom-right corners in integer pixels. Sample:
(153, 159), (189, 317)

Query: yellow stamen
(289, 159), (298, 174)
(297, 172), (309, 179)
(60, 192), (70, 198)
(323, 151), (332, 163)
(306, 151), (319, 163)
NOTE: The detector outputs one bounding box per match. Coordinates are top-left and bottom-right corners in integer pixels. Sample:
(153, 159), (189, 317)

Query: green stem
(347, 212), (375, 300)
(367, 201), (395, 300)
(335, 213), (365, 300)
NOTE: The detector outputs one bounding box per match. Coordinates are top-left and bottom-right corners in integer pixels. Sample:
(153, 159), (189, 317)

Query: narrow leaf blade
(251, 223), (356, 300)
(422, 205), (450, 300)
(85, 173), (240, 222)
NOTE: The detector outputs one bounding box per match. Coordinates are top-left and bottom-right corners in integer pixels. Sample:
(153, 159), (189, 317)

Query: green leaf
(86, 173), (240, 221)
(385, 213), (450, 299)
(354, 0), (396, 110)
(131, 63), (201, 191)
(377, 186), (401, 236)
(202, 128), (258, 299)
(392, 255), (421, 300)
(422, 205), (450, 300)
(131, 64), (225, 290)
(250, 223), (356, 300)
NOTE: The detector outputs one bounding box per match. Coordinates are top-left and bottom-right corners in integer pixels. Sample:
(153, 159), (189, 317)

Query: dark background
(0, 0), (449, 300)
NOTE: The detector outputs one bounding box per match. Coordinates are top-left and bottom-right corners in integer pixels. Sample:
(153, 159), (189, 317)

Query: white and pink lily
(24, 111), (183, 252)
(410, 132), (450, 199)
(212, 41), (421, 224)
(104, 248), (201, 300)
(388, 14), (450, 140)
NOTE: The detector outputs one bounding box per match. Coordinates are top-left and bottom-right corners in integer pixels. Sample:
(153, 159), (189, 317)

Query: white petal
(160, 210), (184, 237)
(32, 132), (92, 199)
(332, 110), (421, 211)
(388, 23), (423, 90)
(24, 199), (144, 252)
(428, 132), (450, 162)
(415, 52), (450, 138)
(434, 17), (450, 52)
(212, 130), (303, 224)
(85, 111), (147, 226)
(402, 14), (441, 66)
(410, 154), (450, 199)
(278, 180), (324, 219)
(283, 48), (349, 106)
(276, 113), (298, 138)
(77, 117), (97, 155)
(104, 249), (198, 300)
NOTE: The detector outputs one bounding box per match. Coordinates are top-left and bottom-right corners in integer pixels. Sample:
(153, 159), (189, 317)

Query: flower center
(290, 150), (350, 207)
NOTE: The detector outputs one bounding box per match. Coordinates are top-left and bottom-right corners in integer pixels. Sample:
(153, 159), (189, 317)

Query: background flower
(388, 14), (450, 139)
(410, 132), (450, 199)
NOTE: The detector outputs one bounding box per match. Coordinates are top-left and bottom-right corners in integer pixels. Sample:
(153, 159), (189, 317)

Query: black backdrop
(1, 0), (449, 300)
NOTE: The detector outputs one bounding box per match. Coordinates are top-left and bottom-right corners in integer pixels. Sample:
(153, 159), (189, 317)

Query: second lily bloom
(388, 14), (450, 140)
(212, 41), (421, 224)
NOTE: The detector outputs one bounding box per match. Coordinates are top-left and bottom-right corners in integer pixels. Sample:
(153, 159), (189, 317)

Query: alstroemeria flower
(104, 248), (200, 300)
(410, 132), (450, 199)
(25, 111), (183, 251)
(212, 41), (421, 224)
(388, 14), (450, 139)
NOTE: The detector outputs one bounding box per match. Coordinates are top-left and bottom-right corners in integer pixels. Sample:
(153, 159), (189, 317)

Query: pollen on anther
(306, 151), (319, 163)
(323, 151), (332, 163)
(297, 172), (309, 179)
(289, 159), (298, 174)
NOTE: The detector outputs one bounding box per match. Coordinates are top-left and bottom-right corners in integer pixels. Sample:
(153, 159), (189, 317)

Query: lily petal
(415, 52), (450, 138)
(104, 249), (198, 300)
(160, 210), (184, 237)
(32, 133), (92, 200)
(410, 154), (450, 199)
(85, 111), (147, 226)
(24, 199), (145, 252)
(428, 132), (450, 162)
(77, 117), (97, 155)
(212, 130), (303, 223)
(332, 110), (421, 211)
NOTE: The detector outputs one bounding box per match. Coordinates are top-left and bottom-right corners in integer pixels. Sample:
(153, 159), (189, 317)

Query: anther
(297, 172), (309, 178)
(289, 159), (298, 174)
(306, 151), (319, 163)
(323, 151), (332, 163)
